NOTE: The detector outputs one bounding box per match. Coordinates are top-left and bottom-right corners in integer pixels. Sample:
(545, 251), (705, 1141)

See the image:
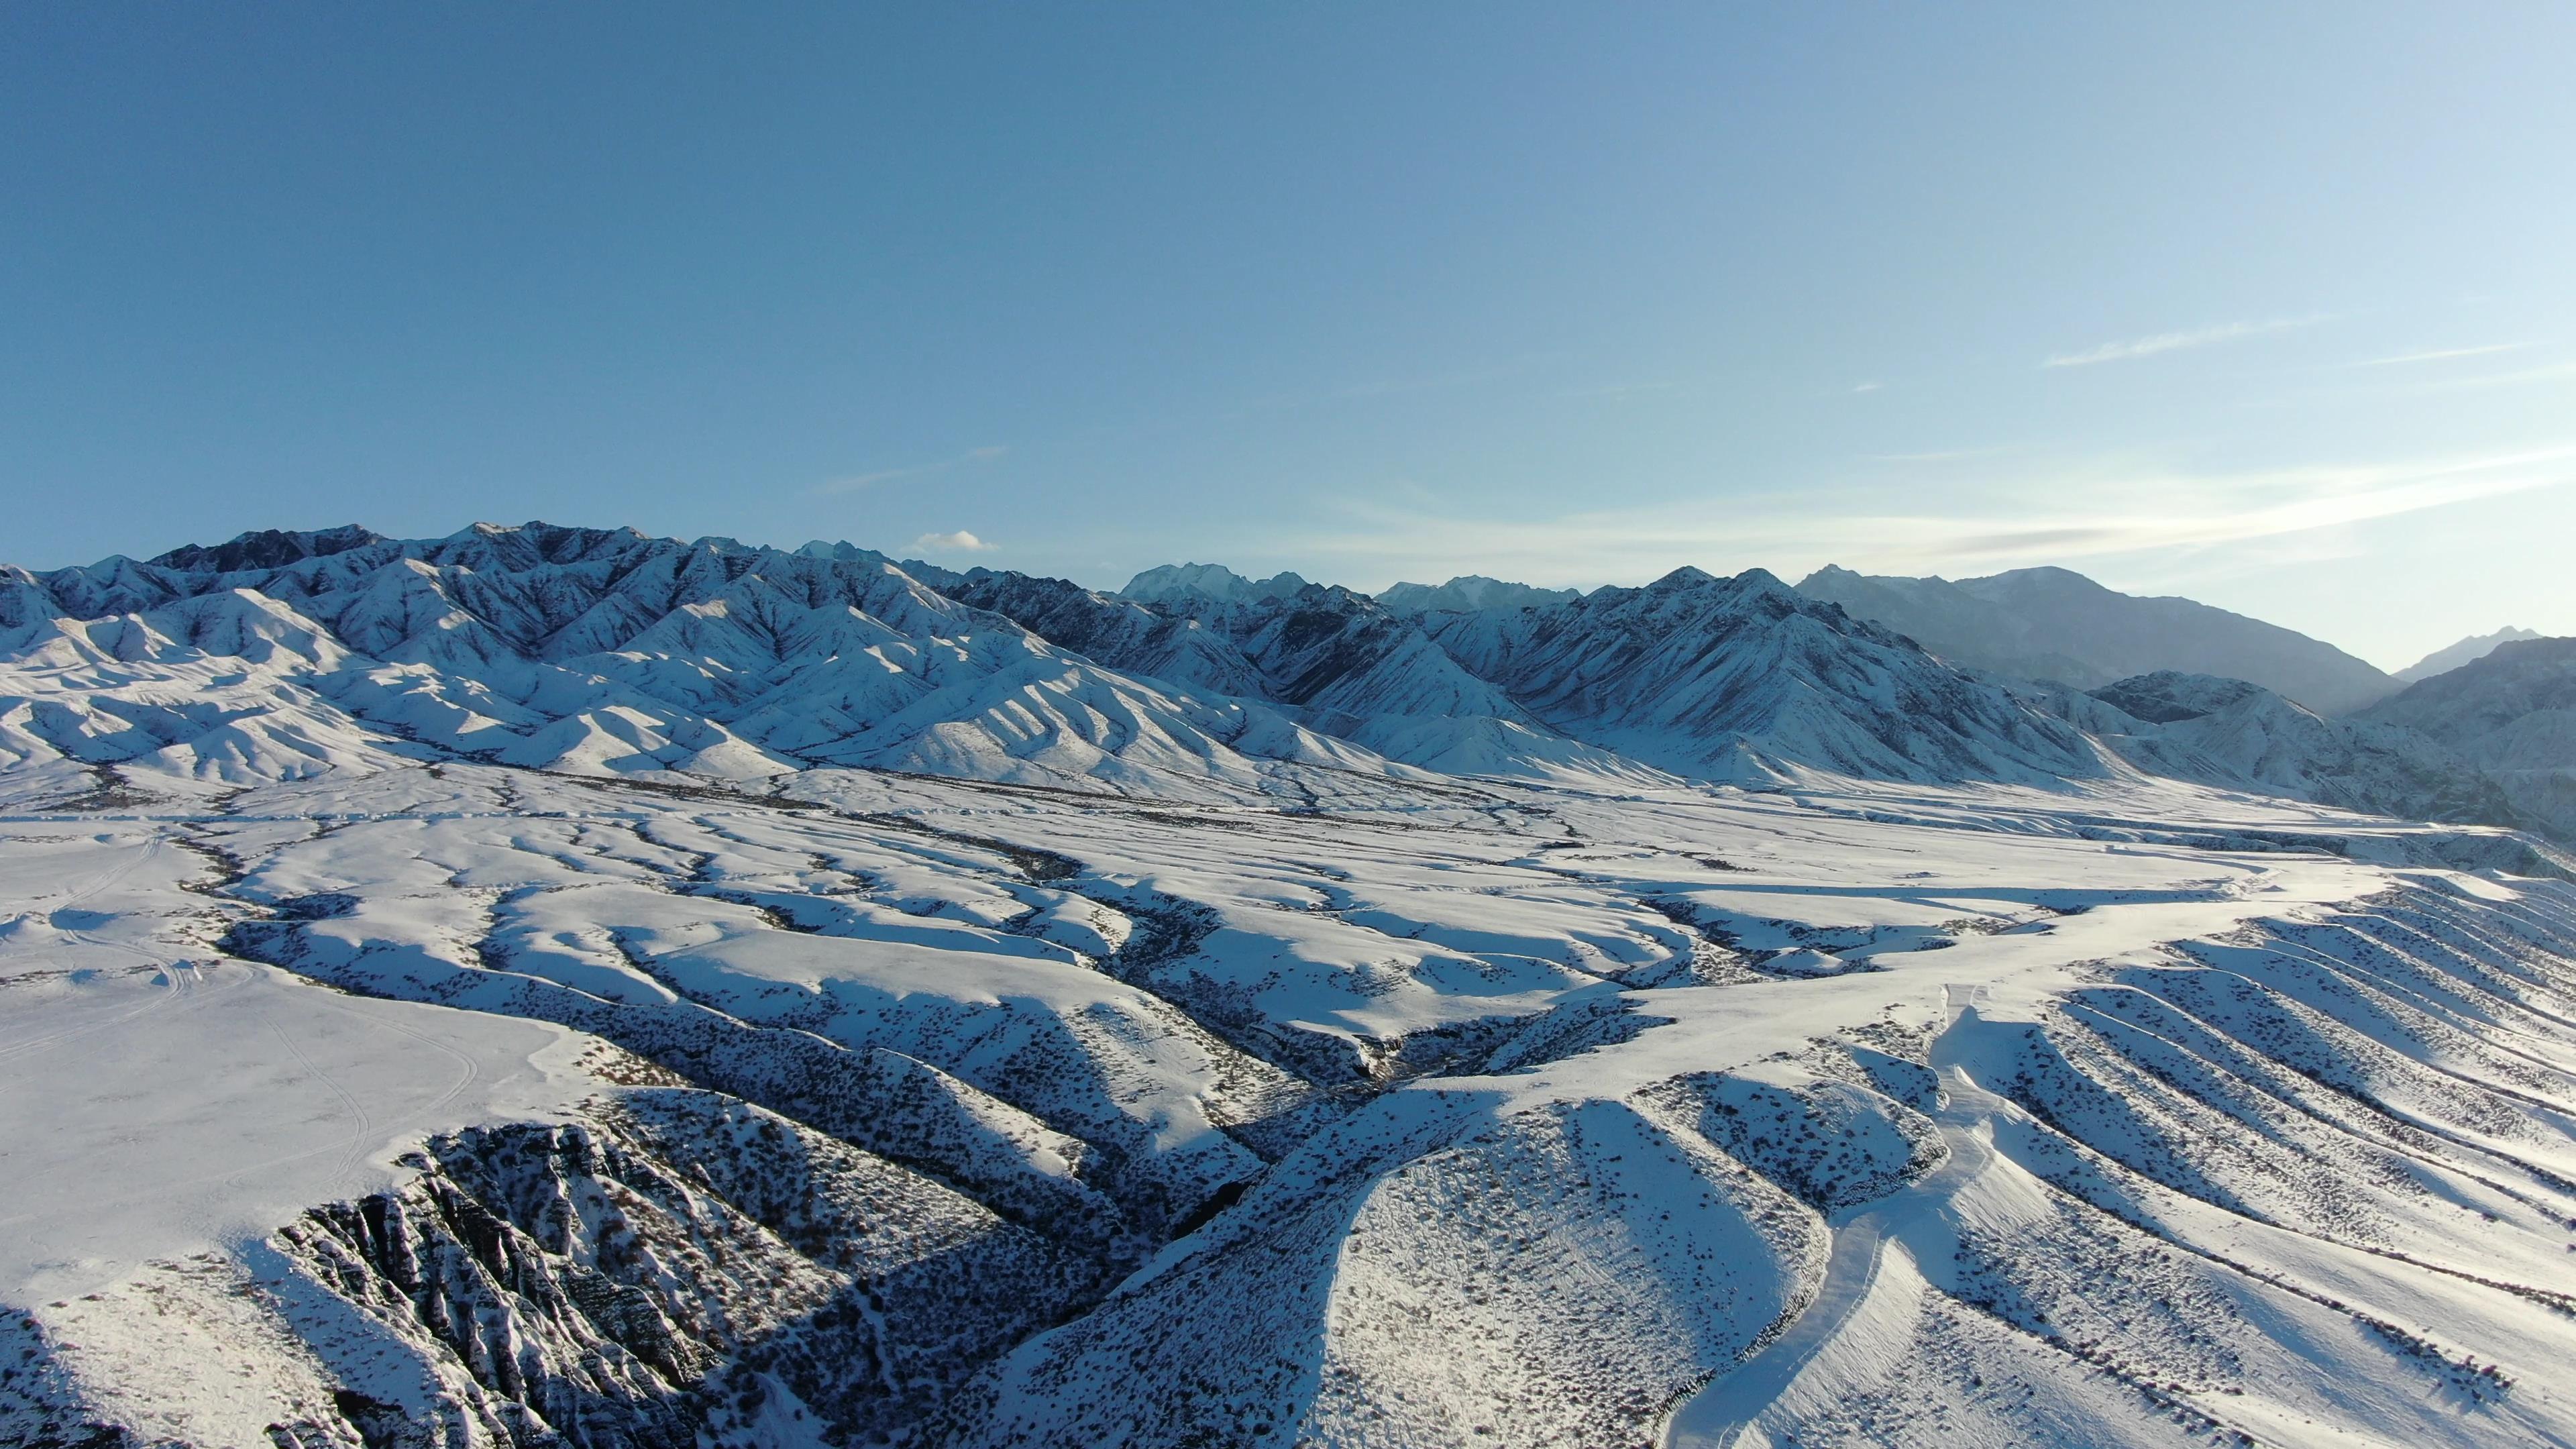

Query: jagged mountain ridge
(955, 559), (2121, 786)
(947, 569), (1664, 783)
(1421, 567), (2109, 784)
(1798, 563), (2400, 715)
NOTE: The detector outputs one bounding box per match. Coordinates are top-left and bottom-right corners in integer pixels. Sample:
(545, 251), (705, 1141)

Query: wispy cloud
(1851, 380), (1884, 394)
(1279, 443), (2576, 588)
(2043, 315), (2328, 369)
(909, 530), (996, 553)
(812, 445), (1008, 496)
(2407, 358), (2576, 392)
(2346, 341), (2536, 368)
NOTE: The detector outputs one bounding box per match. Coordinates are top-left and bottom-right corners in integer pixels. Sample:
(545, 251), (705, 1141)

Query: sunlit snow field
(5, 755), (2574, 1448)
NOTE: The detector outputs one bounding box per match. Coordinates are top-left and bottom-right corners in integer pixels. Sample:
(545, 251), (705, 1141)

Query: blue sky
(5, 3), (2573, 669)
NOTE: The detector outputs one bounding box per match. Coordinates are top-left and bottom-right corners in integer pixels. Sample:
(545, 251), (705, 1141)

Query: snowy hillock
(9, 1086), (1099, 1449)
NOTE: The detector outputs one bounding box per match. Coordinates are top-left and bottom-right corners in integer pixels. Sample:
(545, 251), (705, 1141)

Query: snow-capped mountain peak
(1119, 561), (1313, 606)
(146, 523), (388, 573)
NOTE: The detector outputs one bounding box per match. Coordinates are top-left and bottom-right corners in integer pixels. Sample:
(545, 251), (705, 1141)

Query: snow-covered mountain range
(8, 521), (2576, 1449)
(0, 523), (1405, 806)
(7, 520), (2567, 841)
(3, 523), (2120, 804)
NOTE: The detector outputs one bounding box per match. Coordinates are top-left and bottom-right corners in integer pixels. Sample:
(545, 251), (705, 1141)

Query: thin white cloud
(2043, 315), (2328, 369)
(909, 530), (996, 553)
(1277, 443), (2576, 589)
(1851, 381), (1884, 394)
(2346, 341), (2535, 368)
(812, 445), (1008, 496)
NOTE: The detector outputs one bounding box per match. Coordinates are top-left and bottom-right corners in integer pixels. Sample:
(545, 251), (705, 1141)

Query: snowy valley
(5, 523), (2576, 1449)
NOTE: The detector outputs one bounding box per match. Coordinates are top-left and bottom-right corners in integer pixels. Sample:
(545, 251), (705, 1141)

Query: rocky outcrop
(19, 1089), (1092, 1449)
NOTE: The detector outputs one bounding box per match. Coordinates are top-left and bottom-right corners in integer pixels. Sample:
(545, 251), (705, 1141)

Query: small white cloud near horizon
(910, 529), (996, 553)
(813, 444), (1008, 496)
(2044, 315), (2328, 369)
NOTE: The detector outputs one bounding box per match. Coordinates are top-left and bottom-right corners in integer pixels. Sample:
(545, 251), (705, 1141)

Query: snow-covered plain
(5, 756), (2574, 1448)
(5, 524), (2575, 1448)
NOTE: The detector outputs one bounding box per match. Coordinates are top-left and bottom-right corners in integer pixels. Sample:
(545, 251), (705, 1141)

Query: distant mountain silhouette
(2394, 625), (2542, 684)
(1796, 564), (2398, 715)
